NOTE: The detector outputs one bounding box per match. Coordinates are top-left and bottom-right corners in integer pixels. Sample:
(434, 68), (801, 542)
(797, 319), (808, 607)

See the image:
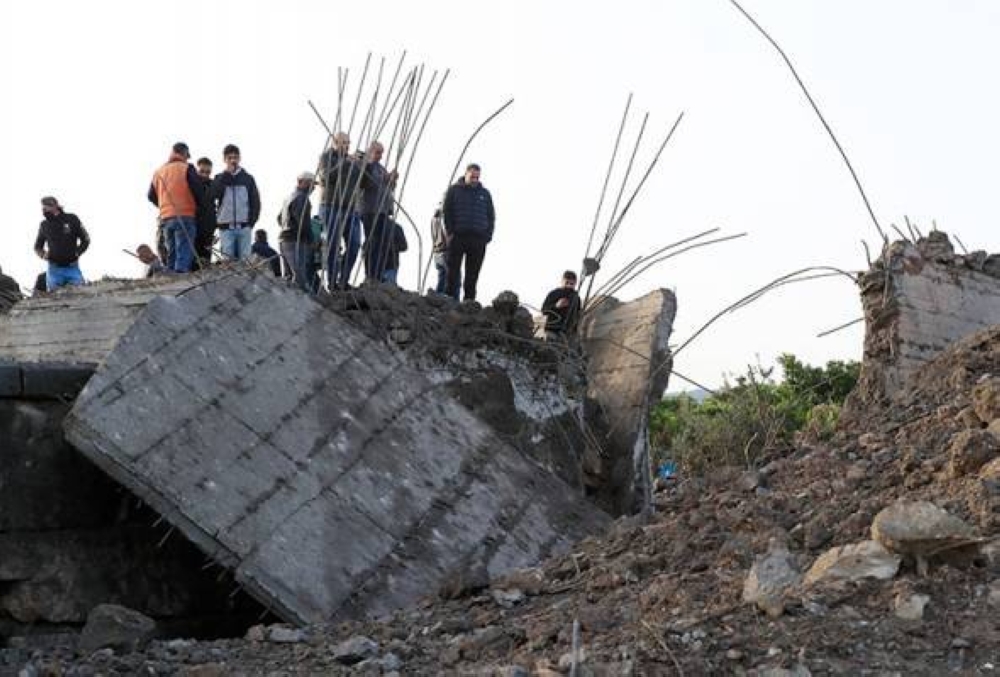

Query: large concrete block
(580, 290), (676, 514)
(64, 273), (609, 625)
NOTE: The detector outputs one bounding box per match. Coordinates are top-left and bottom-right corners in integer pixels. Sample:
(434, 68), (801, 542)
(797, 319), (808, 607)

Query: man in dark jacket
(278, 171), (317, 292)
(366, 217), (408, 284)
(34, 196), (90, 291)
(317, 132), (365, 289)
(541, 271), (581, 340)
(211, 144), (261, 262)
(193, 157), (216, 267)
(360, 141), (397, 274)
(443, 163), (495, 302)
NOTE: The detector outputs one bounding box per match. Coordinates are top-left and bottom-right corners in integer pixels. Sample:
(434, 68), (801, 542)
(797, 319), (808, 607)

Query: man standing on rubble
(148, 142), (203, 273)
(443, 163), (495, 302)
(34, 196), (90, 291)
(211, 144), (261, 262)
(541, 271), (581, 341)
(278, 171), (317, 292)
(193, 156), (216, 267)
(360, 141), (397, 276)
(317, 132), (365, 290)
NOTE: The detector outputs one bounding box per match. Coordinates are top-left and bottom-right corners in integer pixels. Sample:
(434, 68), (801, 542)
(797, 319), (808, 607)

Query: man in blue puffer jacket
(442, 163), (495, 301)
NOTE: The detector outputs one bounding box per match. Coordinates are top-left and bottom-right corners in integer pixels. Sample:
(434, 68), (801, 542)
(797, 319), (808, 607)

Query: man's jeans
(219, 225), (252, 261)
(320, 204), (361, 289)
(280, 240), (317, 293)
(46, 262), (85, 291)
(163, 216), (198, 272)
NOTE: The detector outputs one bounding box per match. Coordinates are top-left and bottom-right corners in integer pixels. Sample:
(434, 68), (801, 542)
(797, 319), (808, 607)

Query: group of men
(147, 142), (262, 273)
(30, 133), (578, 339)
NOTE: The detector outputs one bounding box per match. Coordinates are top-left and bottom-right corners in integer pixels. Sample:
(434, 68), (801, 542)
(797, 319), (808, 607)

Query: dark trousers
(446, 233), (487, 301)
(363, 213), (388, 279)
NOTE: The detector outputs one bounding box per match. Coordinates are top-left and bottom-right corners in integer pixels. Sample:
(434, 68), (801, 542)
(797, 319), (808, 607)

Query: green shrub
(650, 354), (859, 474)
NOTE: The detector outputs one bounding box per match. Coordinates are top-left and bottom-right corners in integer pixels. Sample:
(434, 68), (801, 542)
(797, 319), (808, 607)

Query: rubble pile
(12, 287), (1000, 675)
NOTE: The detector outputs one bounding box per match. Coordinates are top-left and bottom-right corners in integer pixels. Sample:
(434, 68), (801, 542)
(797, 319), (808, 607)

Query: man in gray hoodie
(211, 144), (261, 261)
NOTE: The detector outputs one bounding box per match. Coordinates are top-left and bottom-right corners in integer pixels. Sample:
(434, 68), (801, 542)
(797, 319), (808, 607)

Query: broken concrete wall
(580, 289), (676, 515)
(850, 232), (1000, 410)
(0, 273), (228, 365)
(0, 363), (262, 637)
(65, 273), (610, 626)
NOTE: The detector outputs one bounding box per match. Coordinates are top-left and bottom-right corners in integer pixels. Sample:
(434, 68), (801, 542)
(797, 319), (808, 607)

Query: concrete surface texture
(579, 289), (677, 514)
(64, 273), (610, 626)
(0, 271), (231, 365)
(853, 232), (1000, 406)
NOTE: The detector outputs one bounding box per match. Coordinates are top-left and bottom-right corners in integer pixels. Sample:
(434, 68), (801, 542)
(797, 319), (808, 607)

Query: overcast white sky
(3, 1), (999, 392)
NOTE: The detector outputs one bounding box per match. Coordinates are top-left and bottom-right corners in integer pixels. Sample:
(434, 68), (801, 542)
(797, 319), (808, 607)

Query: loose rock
(804, 540), (901, 585)
(742, 541), (802, 618)
(333, 635), (379, 665)
(79, 604), (156, 653)
(871, 501), (978, 560)
(947, 429), (1000, 477)
(893, 592), (931, 621)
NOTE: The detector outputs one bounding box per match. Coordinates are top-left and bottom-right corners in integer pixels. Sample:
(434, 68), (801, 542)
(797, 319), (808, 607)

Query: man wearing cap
(148, 142), (204, 272)
(278, 171), (317, 292)
(34, 197), (90, 291)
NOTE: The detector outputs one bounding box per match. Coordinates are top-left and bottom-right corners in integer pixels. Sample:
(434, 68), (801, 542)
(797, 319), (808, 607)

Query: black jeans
(446, 233), (488, 301)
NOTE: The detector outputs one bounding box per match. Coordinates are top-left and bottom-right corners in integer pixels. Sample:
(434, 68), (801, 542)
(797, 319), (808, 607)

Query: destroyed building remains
(0, 269), (676, 638)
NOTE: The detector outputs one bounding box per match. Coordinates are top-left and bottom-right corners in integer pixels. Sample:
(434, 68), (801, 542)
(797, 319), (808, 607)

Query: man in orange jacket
(148, 142), (204, 272)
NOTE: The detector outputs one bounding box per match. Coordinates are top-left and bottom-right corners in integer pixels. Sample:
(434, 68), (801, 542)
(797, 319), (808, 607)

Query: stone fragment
(267, 625), (305, 643)
(954, 407), (982, 429)
(948, 430), (1000, 477)
(558, 648), (588, 671)
(973, 378), (1000, 423)
(871, 501), (978, 559)
(491, 567), (545, 596)
(893, 592), (930, 621)
(177, 665), (229, 677)
(742, 542), (802, 618)
(79, 604), (156, 653)
(333, 636), (379, 665)
(804, 541), (900, 586)
(988, 581), (1000, 608)
(980, 456), (1000, 480)
(491, 588), (525, 608)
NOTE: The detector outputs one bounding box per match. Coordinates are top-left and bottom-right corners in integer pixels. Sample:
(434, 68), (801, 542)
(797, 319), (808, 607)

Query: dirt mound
(10, 299), (1000, 676)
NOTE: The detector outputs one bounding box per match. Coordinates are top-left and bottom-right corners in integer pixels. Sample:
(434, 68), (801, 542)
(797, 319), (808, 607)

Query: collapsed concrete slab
(64, 273), (609, 625)
(580, 289), (676, 514)
(850, 232), (1000, 408)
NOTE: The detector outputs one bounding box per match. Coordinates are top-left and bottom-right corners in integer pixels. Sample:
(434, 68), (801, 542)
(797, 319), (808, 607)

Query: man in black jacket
(541, 271), (581, 340)
(193, 157), (216, 267)
(278, 171), (317, 292)
(34, 196), (90, 291)
(443, 163), (495, 302)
